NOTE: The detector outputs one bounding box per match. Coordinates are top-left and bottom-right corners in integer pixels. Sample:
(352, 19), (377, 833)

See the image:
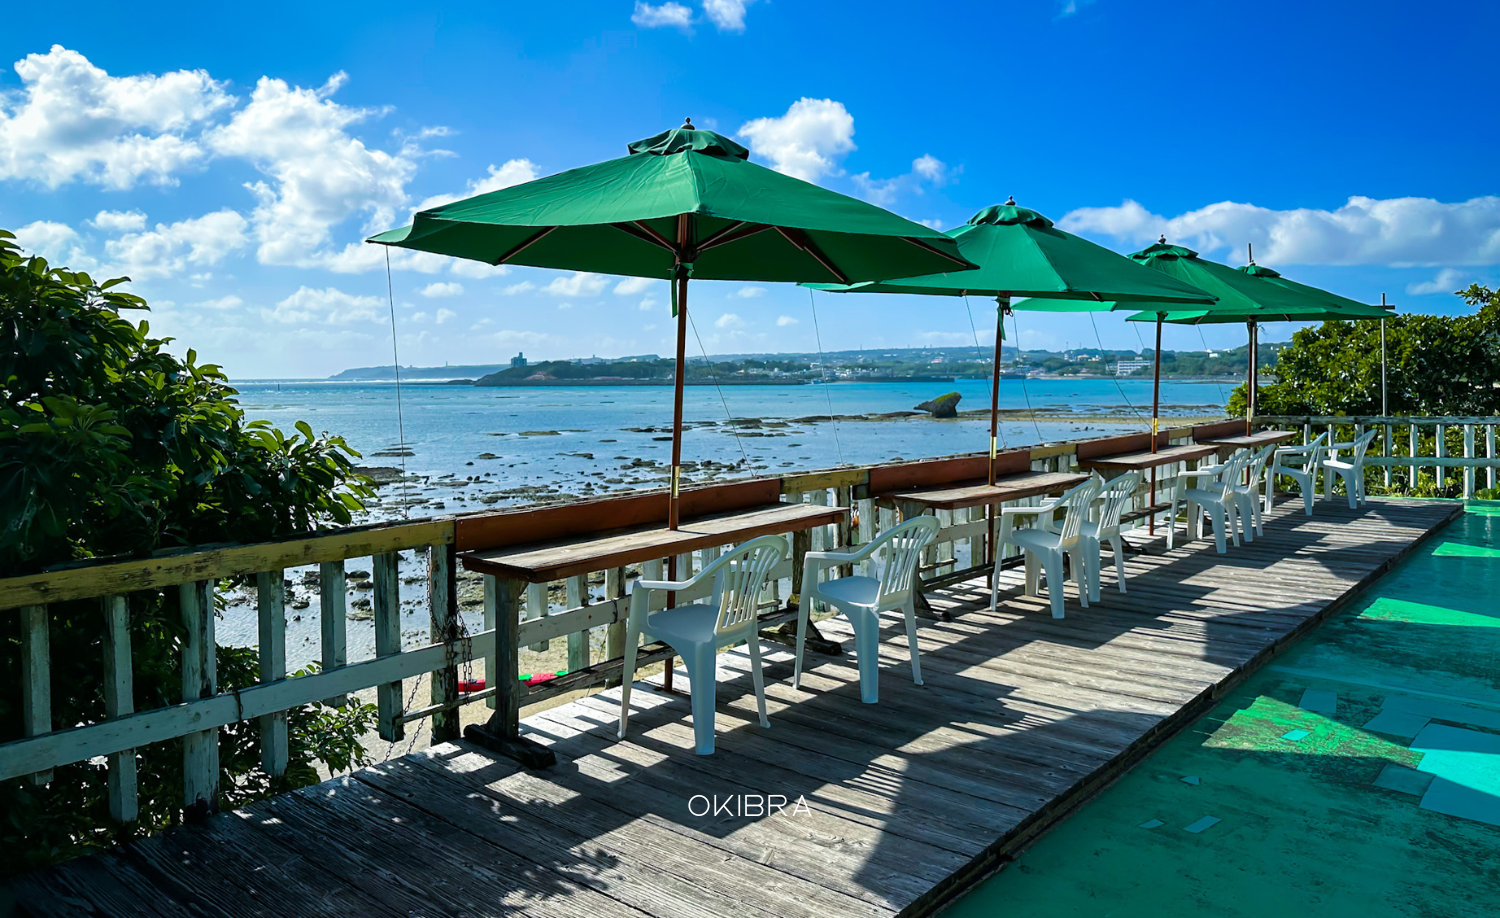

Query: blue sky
(3, 1), (1497, 378)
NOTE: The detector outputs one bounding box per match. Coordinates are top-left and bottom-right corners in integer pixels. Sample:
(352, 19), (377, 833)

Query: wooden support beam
(467, 575), (555, 768)
(427, 543), (460, 743)
(256, 570), (288, 778)
(179, 580), (218, 820)
(20, 605), (52, 785)
(373, 552), (403, 742)
(101, 596), (137, 823)
(525, 581), (549, 652)
(604, 567), (627, 687)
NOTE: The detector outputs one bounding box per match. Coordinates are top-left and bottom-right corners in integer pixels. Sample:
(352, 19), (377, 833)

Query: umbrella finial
(1158, 234), (1167, 244)
(683, 117), (693, 129)
(1005, 195), (1016, 205)
(1247, 242), (1254, 265)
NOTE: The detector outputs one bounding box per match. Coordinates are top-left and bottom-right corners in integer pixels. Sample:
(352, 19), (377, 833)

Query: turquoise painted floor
(948, 502), (1500, 918)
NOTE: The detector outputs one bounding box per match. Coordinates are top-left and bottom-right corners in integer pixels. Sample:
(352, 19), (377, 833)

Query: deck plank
(7, 496), (1462, 918)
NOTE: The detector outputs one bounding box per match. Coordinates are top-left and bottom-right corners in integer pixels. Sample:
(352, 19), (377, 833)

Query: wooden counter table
(1078, 442), (1221, 536)
(1202, 429), (1298, 451)
(877, 470), (1090, 519)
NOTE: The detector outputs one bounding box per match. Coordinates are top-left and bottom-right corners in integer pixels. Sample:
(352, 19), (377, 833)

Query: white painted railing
(1257, 415), (1500, 497)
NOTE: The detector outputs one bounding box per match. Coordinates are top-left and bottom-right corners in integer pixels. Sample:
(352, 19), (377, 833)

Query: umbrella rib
(490, 226), (558, 266)
(774, 227), (850, 285)
(696, 222), (771, 254)
(902, 235), (974, 269)
(617, 220), (680, 254)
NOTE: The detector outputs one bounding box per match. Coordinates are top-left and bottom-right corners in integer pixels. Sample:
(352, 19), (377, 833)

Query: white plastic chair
(990, 477), (1102, 619)
(1266, 431), (1329, 516)
(1169, 451), (1249, 553)
(618, 534), (786, 755)
(1228, 445), (1277, 540)
(794, 516), (940, 704)
(1079, 471), (1142, 602)
(1320, 429), (1378, 508)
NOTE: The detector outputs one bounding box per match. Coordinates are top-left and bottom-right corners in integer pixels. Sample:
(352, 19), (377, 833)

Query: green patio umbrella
(806, 200), (1217, 484)
(1121, 241), (1392, 434)
(369, 120), (973, 529)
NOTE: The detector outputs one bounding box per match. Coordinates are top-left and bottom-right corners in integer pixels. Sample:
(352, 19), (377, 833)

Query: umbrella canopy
(807, 202), (1215, 304)
(369, 122), (970, 284)
(368, 121), (974, 531)
(804, 202), (1217, 485)
(1117, 243), (1393, 434)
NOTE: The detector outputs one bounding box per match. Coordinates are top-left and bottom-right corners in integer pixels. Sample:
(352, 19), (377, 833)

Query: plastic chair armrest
(634, 578), (695, 593)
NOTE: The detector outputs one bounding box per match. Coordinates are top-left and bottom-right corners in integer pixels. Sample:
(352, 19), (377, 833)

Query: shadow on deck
(7, 497), (1463, 918)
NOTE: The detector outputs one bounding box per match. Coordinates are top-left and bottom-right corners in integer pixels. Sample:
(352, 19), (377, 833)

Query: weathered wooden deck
(9, 497), (1462, 918)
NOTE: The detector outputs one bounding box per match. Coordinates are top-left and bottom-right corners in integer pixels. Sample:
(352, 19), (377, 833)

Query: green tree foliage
(0, 230), (379, 873)
(1229, 285), (1500, 417)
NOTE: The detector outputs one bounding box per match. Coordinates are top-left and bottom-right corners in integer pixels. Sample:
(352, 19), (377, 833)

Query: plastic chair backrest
(1207, 451), (1248, 499)
(710, 535), (787, 634)
(1350, 429), (1378, 464)
(1244, 444), (1275, 485)
(871, 516), (941, 606)
(1056, 477), (1103, 544)
(1302, 431), (1330, 468)
(1095, 471), (1141, 532)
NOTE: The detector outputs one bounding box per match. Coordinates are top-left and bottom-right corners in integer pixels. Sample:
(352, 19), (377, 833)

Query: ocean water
(236, 376), (1230, 508)
(222, 376), (1231, 667)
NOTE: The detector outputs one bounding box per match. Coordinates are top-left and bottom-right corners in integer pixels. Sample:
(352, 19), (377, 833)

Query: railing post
(1489, 424), (1497, 492)
(1409, 423), (1419, 490)
(467, 574), (555, 768)
(525, 581), (550, 652)
(256, 570), (289, 777)
(373, 552), (404, 742)
(179, 579), (218, 820)
(565, 576), (590, 672)
(20, 605), (52, 786)
(1383, 422), (1393, 489)
(1464, 424), (1476, 499)
(1437, 423), (1447, 491)
(428, 543), (461, 743)
(319, 561), (348, 706)
(102, 595), (137, 822)
(604, 566), (627, 686)
(789, 528), (812, 609)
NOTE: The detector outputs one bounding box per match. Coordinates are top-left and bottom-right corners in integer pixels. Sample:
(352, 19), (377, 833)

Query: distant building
(510, 352), (528, 368)
(1115, 359), (1151, 377)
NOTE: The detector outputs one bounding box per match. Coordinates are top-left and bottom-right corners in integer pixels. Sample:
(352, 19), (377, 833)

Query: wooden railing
(1256, 415), (1500, 497)
(0, 418), (1242, 819)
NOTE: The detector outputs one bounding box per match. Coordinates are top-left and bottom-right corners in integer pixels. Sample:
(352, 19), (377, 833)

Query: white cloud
(416, 159), (538, 213)
(13, 220), (93, 268)
(919, 218), (944, 230)
(715, 312), (745, 329)
(851, 172), (900, 206)
(0, 46), (233, 189)
(776, 315), (799, 326)
(739, 98), (856, 182)
(501, 281), (535, 295)
(614, 276), (655, 295)
(206, 72), (417, 271)
(435, 308), (457, 324)
(639, 296), (659, 311)
(420, 281), (463, 297)
(543, 271), (607, 296)
(703, 0), (755, 31)
(1407, 268), (1469, 296)
(1059, 195), (1500, 267)
(186, 295), (243, 311)
(266, 286), (385, 324)
(912, 154), (947, 183)
(734, 285), (767, 298)
(448, 260), (510, 279)
(89, 210), (147, 232)
(102, 210), (249, 279)
(409, 311), (428, 323)
(632, 2), (694, 30)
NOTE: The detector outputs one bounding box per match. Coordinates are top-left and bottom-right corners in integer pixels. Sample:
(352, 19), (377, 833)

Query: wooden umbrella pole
(1248, 320), (1258, 435)
(1246, 320), (1255, 436)
(989, 296), (1009, 486)
(1149, 313), (1163, 534)
(669, 218), (691, 531)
